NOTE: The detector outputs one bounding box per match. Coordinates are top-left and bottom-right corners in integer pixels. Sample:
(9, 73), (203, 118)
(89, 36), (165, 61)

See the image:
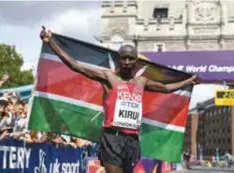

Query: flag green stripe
(29, 96), (104, 141)
(141, 124), (184, 162)
(29, 96), (184, 162)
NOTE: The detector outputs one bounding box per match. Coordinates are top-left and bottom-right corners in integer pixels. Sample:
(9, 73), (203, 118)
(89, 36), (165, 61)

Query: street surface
(172, 168), (233, 173)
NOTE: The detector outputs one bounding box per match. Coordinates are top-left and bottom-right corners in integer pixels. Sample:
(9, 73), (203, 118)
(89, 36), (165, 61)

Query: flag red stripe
(143, 92), (189, 126)
(37, 58), (188, 126)
(36, 58), (104, 106)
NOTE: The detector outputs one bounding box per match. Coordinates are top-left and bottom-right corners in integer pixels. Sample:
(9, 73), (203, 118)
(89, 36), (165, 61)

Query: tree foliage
(0, 44), (34, 88)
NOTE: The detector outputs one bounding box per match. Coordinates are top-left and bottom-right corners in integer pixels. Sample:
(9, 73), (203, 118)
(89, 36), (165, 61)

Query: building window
(214, 140), (216, 144)
(157, 44), (163, 52)
(222, 128), (225, 133)
(223, 107), (226, 113)
(153, 8), (168, 19)
(154, 43), (166, 52)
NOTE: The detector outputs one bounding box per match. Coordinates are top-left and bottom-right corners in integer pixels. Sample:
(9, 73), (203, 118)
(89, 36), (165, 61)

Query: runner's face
(119, 56), (137, 73)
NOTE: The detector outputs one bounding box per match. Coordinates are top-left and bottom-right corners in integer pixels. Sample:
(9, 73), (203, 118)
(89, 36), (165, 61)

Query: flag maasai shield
(28, 33), (193, 162)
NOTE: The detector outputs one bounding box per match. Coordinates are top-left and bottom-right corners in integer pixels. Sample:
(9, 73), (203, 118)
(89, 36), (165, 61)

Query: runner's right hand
(40, 26), (52, 43)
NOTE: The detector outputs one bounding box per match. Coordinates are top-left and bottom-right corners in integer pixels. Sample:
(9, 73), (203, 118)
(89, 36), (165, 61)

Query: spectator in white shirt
(0, 100), (14, 139)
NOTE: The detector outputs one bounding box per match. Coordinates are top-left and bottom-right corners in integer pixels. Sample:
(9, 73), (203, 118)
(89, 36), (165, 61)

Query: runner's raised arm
(142, 75), (198, 92)
(40, 26), (110, 81)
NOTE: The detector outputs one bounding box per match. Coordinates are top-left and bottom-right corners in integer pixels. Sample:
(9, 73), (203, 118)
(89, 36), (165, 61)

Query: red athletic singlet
(103, 79), (144, 135)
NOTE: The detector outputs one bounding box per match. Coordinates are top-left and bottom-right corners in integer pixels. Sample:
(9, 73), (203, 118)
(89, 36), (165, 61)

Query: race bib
(113, 91), (142, 129)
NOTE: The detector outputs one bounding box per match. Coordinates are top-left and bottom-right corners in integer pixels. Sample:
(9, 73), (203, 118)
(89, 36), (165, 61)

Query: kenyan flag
(28, 34), (193, 162)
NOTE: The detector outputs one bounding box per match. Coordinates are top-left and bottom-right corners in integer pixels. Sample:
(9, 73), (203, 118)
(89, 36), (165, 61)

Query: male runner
(40, 27), (197, 173)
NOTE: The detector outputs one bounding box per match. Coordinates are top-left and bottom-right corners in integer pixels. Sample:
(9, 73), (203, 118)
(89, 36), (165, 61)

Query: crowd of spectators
(0, 74), (91, 148)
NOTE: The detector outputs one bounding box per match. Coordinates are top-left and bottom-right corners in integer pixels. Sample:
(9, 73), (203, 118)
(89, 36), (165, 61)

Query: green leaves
(0, 44), (34, 88)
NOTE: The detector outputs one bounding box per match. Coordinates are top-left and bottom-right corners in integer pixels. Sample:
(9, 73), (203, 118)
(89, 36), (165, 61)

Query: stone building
(187, 102), (234, 159)
(100, 0), (234, 52)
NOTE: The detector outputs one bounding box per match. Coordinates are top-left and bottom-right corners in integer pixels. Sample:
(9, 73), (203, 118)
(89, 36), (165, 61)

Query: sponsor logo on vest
(120, 101), (139, 108)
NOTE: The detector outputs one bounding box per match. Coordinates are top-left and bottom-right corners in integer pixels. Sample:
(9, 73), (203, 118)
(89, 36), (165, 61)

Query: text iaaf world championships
(168, 65), (234, 73)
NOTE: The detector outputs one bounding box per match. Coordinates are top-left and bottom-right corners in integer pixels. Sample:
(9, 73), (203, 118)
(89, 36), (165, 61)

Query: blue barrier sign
(0, 138), (88, 173)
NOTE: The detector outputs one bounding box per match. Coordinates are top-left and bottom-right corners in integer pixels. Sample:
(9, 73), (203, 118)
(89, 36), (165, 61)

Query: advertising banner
(141, 51), (234, 82)
(0, 138), (87, 173)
